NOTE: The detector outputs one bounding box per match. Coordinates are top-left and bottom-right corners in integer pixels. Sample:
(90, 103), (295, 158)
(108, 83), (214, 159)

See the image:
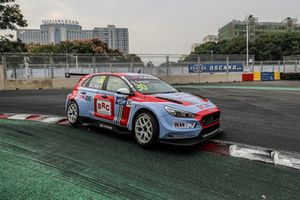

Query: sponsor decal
(116, 105), (124, 125)
(208, 108), (215, 113)
(80, 94), (92, 102)
(116, 97), (127, 105)
(173, 121), (197, 129)
(197, 103), (214, 110)
(97, 100), (112, 116)
(188, 63), (243, 73)
(126, 99), (133, 107)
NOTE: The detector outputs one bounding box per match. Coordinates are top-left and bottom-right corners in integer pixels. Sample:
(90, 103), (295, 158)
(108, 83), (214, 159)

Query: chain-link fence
(0, 53), (299, 79)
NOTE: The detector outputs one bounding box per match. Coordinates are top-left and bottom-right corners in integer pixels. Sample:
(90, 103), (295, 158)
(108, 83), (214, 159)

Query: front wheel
(67, 101), (80, 125)
(133, 112), (159, 147)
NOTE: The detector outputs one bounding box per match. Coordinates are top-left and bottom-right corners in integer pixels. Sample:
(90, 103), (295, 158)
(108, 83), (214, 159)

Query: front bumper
(159, 123), (221, 146)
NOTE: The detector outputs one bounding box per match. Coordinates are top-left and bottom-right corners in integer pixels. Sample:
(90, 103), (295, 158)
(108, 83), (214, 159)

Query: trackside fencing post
(226, 56), (229, 82)
(197, 56), (201, 84)
(130, 56), (133, 73)
(50, 53), (54, 78)
(166, 55), (170, 76)
(92, 56), (96, 73)
(0, 55), (7, 90)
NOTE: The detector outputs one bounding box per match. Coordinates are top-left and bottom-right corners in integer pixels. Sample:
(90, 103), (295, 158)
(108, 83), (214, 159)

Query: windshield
(125, 75), (178, 94)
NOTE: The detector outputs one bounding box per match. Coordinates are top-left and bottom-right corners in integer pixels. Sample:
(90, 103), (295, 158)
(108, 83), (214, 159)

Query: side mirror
(116, 88), (133, 95)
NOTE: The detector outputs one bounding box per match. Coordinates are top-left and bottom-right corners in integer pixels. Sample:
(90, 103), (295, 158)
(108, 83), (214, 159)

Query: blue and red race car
(66, 73), (221, 147)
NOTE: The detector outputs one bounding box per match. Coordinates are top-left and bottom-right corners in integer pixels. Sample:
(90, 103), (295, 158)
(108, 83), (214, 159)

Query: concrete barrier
(52, 78), (80, 89)
(0, 74), (242, 91)
(159, 74), (242, 84)
(0, 65), (5, 90)
(5, 79), (53, 90)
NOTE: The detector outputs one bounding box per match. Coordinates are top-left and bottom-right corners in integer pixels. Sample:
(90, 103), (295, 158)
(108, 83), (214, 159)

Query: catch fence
(0, 53), (299, 79)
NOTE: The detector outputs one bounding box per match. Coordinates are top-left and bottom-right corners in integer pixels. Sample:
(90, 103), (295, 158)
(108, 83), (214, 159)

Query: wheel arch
(66, 99), (79, 115)
(129, 107), (160, 131)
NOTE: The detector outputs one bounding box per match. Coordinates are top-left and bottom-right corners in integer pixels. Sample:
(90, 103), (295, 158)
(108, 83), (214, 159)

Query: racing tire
(67, 101), (80, 125)
(133, 111), (159, 147)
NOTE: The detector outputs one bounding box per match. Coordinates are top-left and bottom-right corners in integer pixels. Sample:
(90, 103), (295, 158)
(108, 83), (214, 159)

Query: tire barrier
(274, 72), (281, 80)
(261, 72), (275, 81)
(280, 73), (300, 80)
(242, 73), (254, 81)
(243, 72), (282, 82)
(253, 72), (261, 81)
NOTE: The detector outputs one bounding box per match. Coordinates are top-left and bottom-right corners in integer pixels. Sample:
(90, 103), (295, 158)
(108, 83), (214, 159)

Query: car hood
(153, 92), (209, 105)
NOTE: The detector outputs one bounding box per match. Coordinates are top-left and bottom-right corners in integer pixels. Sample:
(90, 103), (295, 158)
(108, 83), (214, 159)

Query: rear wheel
(67, 101), (80, 125)
(133, 112), (159, 147)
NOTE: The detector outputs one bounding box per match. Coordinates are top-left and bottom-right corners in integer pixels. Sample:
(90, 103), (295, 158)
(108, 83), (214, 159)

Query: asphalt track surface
(0, 81), (299, 152)
(1, 119), (300, 199)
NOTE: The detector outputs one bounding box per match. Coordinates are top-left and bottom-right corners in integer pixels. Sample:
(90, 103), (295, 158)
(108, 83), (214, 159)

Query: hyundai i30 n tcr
(66, 73), (221, 147)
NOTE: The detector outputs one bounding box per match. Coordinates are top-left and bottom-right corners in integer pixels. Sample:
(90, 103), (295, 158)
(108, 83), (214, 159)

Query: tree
(191, 32), (300, 61)
(0, 37), (26, 52)
(0, 0), (27, 53)
(0, 0), (27, 32)
(27, 39), (122, 54)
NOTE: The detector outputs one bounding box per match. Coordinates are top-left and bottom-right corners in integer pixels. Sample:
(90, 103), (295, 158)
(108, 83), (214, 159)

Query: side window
(106, 76), (129, 92)
(81, 76), (92, 87)
(87, 75), (106, 90)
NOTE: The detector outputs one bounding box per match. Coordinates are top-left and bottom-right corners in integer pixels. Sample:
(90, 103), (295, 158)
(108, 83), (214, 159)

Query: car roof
(88, 72), (155, 77)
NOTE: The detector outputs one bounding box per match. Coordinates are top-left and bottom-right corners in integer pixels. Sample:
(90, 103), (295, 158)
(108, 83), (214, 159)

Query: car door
(82, 75), (107, 119)
(75, 76), (96, 118)
(93, 75), (132, 126)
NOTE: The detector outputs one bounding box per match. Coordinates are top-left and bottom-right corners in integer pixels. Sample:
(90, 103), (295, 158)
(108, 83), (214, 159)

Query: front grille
(201, 111), (220, 126)
(200, 123), (220, 135)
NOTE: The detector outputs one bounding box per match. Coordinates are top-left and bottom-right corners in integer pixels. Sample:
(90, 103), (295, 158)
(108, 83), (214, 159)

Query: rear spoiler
(65, 73), (89, 78)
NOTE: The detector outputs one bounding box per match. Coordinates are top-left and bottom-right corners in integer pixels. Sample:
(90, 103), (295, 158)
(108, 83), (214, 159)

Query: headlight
(165, 106), (195, 118)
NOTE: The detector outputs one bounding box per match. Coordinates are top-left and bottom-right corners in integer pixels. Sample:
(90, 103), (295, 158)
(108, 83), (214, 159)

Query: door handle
(81, 91), (86, 95)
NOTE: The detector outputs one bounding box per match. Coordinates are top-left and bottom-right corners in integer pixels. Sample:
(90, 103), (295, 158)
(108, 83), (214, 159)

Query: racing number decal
(96, 100), (111, 116)
(136, 83), (148, 91)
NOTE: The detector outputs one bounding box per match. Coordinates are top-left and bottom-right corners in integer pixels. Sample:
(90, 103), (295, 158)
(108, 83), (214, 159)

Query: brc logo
(96, 100), (112, 116)
(98, 102), (110, 111)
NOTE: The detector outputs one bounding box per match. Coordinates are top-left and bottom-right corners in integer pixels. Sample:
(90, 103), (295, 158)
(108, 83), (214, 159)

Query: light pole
(210, 50), (213, 62)
(246, 18), (249, 67)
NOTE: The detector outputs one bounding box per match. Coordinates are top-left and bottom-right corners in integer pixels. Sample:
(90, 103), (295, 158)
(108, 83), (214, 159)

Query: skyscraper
(16, 20), (129, 53)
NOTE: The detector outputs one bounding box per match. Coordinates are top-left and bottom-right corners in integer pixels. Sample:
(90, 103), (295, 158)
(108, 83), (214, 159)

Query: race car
(66, 73), (221, 147)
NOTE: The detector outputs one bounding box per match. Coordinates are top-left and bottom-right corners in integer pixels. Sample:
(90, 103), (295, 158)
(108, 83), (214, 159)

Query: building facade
(17, 20), (129, 53)
(191, 43), (201, 52)
(202, 35), (218, 44)
(218, 15), (300, 41)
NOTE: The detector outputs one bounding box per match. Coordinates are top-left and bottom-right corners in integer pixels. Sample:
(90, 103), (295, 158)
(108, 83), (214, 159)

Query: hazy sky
(4, 0), (300, 53)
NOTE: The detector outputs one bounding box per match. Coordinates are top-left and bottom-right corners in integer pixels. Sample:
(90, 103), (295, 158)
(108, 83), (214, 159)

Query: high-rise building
(218, 15), (300, 41)
(16, 20), (129, 53)
(93, 25), (129, 53)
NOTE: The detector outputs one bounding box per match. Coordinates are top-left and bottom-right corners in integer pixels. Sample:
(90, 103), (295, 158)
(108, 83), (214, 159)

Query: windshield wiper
(160, 91), (178, 94)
